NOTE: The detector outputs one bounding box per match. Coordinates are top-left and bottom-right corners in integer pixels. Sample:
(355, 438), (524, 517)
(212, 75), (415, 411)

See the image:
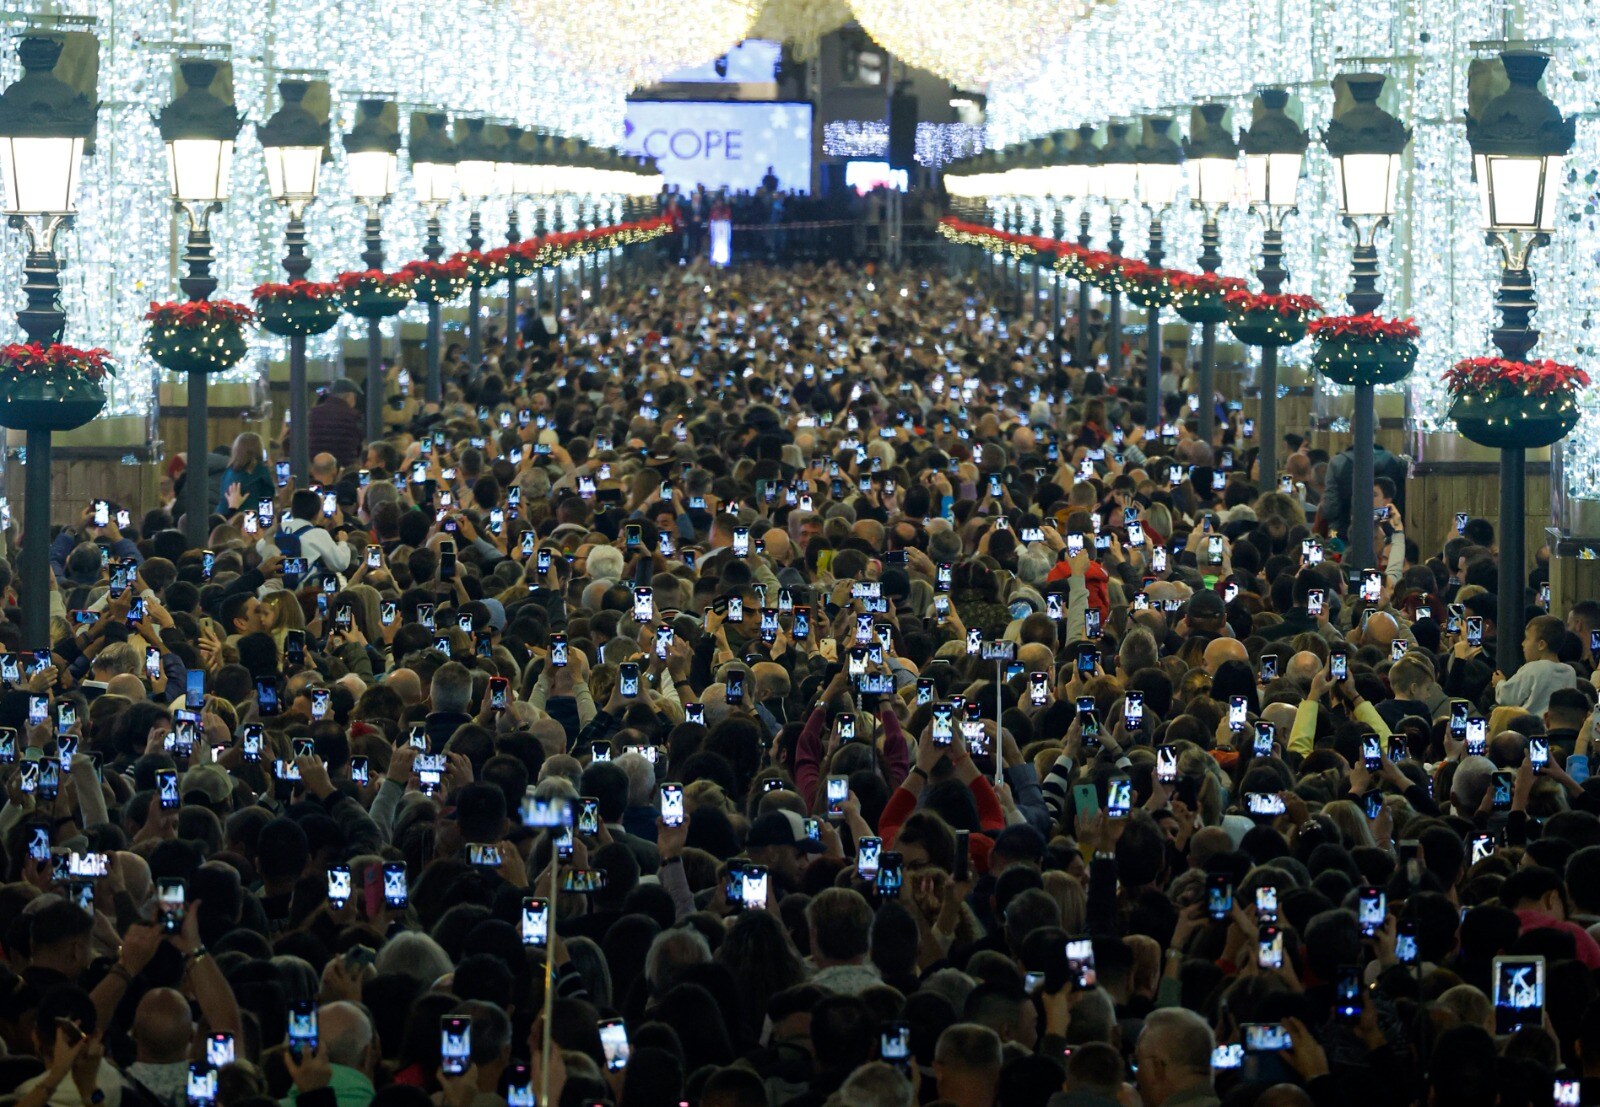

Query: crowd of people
(3, 255), (1595, 1107)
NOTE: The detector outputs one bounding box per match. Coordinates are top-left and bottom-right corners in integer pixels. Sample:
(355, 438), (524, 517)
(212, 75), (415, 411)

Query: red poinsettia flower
(1306, 313), (1420, 341)
(1223, 290), (1323, 317)
(0, 341), (116, 381)
(1114, 260), (1170, 286)
(145, 299), (257, 328)
(1443, 356), (1590, 400)
(1164, 271), (1249, 296)
(400, 258), (471, 281)
(252, 280), (342, 304)
(335, 269), (412, 292)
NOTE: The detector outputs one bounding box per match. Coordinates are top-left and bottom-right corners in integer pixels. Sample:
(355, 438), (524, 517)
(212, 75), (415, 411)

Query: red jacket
(1046, 559), (1111, 623)
(880, 775), (1005, 876)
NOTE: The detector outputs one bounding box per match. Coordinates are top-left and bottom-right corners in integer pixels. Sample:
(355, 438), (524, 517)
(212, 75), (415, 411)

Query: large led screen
(621, 100), (813, 194)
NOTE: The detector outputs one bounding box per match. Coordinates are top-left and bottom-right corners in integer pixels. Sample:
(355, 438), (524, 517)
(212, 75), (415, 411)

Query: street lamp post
(409, 112), (457, 405)
(1325, 73), (1410, 572)
(1095, 122), (1138, 379)
(347, 99), (399, 443)
(455, 118), (500, 364)
(1240, 88), (1309, 490)
(1063, 124), (1098, 367)
(1135, 117), (1183, 428)
(0, 35), (96, 649)
(1184, 102), (1238, 446)
(160, 59), (242, 547)
(259, 80), (327, 482)
(503, 126), (534, 358)
(1464, 50), (1574, 672)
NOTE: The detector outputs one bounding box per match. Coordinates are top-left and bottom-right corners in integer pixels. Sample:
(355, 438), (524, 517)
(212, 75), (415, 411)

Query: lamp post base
(1500, 446), (1527, 673)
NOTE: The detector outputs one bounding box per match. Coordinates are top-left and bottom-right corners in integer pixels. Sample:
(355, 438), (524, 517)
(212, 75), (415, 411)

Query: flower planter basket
(258, 297), (343, 338)
(411, 274), (469, 304)
(1229, 309), (1309, 348)
(1449, 392), (1579, 450)
(1313, 335), (1417, 387)
(146, 319), (251, 375)
(0, 367), (106, 432)
(1443, 358), (1590, 450)
(1174, 292), (1231, 326)
(341, 282), (414, 320)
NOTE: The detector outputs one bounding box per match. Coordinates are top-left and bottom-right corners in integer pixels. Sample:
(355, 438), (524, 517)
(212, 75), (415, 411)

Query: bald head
(1286, 650), (1322, 687)
(1202, 638), (1247, 675)
(752, 662), (791, 702)
(386, 668), (423, 705)
(107, 673), (147, 701)
(320, 1000), (376, 1072)
(1362, 611), (1400, 648)
(132, 988), (194, 1063)
(762, 528), (792, 563)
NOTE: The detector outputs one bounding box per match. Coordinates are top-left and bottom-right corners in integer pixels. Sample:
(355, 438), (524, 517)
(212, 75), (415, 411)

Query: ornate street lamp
(1462, 50), (1575, 671)
(1183, 102), (1238, 444)
(455, 118), (502, 363)
(410, 112), (457, 404)
(258, 79), (328, 481)
(1093, 122), (1138, 377)
(1239, 88), (1308, 489)
(1135, 116), (1183, 427)
(0, 35), (98, 649)
(160, 59), (242, 546)
(345, 97), (400, 440)
(1324, 73), (1410, 572)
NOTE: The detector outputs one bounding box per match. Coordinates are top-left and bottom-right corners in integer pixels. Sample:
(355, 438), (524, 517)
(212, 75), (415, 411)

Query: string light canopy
(845, 0), (1107, 91)
(509, 0), (761, 87)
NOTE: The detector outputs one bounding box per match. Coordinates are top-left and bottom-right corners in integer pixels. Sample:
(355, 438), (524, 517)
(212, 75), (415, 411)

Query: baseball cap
(1188, 589), (1228, 620)
(181, 764), (233, 807)
(746, 810), (823, 854)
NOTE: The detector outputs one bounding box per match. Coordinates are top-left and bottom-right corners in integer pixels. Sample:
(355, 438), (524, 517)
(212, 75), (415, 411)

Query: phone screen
(599, 1018), (630, 1072)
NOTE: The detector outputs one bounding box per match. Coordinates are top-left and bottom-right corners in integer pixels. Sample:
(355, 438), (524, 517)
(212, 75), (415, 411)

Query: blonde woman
(261, 590), (304, 651)
(217, 432), (275, 514)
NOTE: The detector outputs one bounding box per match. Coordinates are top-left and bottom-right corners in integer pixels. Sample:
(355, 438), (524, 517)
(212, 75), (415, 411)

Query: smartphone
(1228, 695), (1247, 731)
(619, 662), (640, 698)
(1255, 884), (1279, 923)
(726, 671), (744, 705)
(1530, 737), (1549, 774)
(489, 676), (509, 712)
(1124, 691), (1145, 730)
(1156, 744), (1178, 782)
(1257, 926), (1285, 970)
(1206, 874), (1233, 920)
(468, 843), (503, 868)
(1252, 722), (1276, 758)
(187, 1064), (218, 1107)
(1213, 1044), (1244, 1070)
(660, 782), (685, 827)
(1492, 770), (1514, 811)
(1247, 792), (1287, 818)
(1307, 588), (1325, 617)
(1259, 653), (1279, 683)
(1362, 734), (1381, 771)
(632, 587), (653, 623)
(1358, 886), (1386, 937)
(440, 1016), (472, 1075)
(741, 864), (770, 911)
(327, 864), (351, 906)
(1492, 955), (1545, 1035)
(158, 877), (186, 934)
(521, 897), (550, 948)
(156, 767), (179, 810)
(204, 1033), (235, 1068)
(826, 776), (848, 818)
(876, 851), (903, 898)
(1243, 1023), (1292, 1053)
(880, 1021), (911, 1067)
(1329, 651), (1348, 681)
(598, 1017), (630, 1072)
(1106, 775), (1132, 819)
(1472, 832), (1496, 864)
(383, 861), (407, 909)
(1466, 616), (1484, 647)
(1334, 965), (1364, 1020)
(1466, 717), (1488, 754)
(1396, 920), (1418, 965)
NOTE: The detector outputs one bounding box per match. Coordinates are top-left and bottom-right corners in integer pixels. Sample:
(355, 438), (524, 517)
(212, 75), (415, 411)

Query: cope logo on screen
(640, 128), (744, 161)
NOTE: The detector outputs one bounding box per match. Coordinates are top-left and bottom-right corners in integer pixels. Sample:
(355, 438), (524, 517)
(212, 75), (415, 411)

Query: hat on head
(330, 379), (361, 398)
(1187, 589), (1227, 620)
(480, 598), (508, 633)
(180, 764), (233, 807)
(746, 810), (823, 854)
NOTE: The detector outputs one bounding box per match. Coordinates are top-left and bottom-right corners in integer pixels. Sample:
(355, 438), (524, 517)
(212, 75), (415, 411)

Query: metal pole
(539, 835), (560, 1107)
(283, 208), (312, 480)
(362, 207), (384, 443)
(533, 204), (548, 321)
(1500, 448), (1526, 672)
(1255, 226), (1287, 489)
(1145, 215), (1165, 427)
(1345, 239), (1383, 572)
(1075, 211), (1092, 367)
(1196, 215), (1222, 445)
(423, 207), (445, 405)
(505, 203), (521, 361)
(467, 209), (484, 364)
(16, 225), (69, 648)
(1106, 213), (1124, 378)
(180, 205), (219, 547)
(22, 428), (50, 650)
(1052, 205), (1066, 369)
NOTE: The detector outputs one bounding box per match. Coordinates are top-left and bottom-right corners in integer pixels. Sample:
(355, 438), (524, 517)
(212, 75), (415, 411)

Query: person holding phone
(1489, 614), (1576, 714)
(215, 432), (276, 516)
(254, 488), (354, 574)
